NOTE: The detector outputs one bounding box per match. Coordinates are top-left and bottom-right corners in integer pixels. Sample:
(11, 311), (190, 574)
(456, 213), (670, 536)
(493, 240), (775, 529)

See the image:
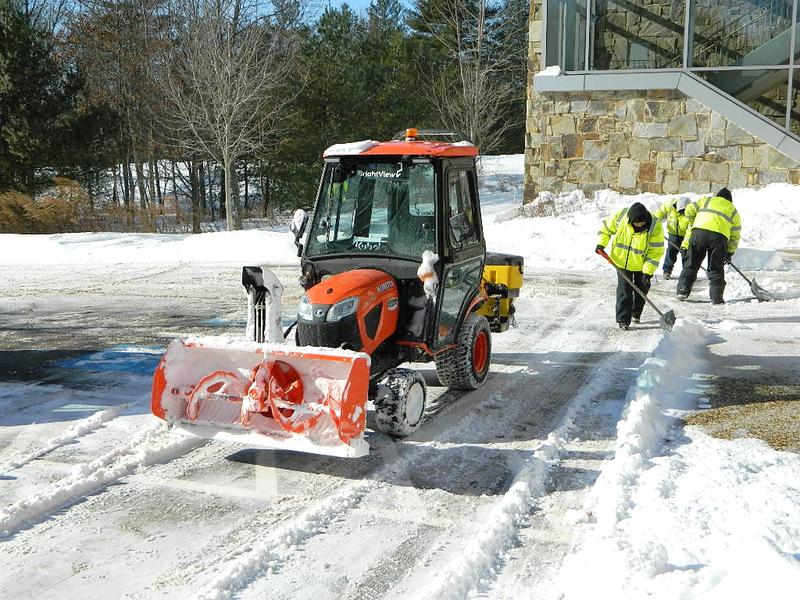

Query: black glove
(641, 274), (652, 285)
(679, 247), (687, 259)
(595, 245), (605, 254)
(725, 252), (733, 264)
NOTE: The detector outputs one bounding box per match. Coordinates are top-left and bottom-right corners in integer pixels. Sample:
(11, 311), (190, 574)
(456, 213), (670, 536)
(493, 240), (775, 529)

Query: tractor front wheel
(435, 312), (492, 390)
(373, 368), (428, 437)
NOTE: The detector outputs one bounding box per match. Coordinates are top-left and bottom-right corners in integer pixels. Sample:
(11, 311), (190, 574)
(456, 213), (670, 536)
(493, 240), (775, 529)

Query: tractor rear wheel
(373, 368), (427, 437)
(435, 312), (492, 390)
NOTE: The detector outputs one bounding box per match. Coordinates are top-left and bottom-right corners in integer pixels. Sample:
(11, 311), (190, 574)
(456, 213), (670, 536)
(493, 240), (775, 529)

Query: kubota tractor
(151, 130), (523, 457)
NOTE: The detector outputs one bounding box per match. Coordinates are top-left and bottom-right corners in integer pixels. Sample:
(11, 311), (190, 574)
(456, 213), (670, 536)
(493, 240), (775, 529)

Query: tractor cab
(291, 130), (496, 368)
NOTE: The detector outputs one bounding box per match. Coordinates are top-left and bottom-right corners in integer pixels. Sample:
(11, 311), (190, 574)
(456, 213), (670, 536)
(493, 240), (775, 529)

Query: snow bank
(486, 183), (800, 273)
(551, 320), (800, 599)
(2, 157), (799, 274)
(0, 229), (298, 266)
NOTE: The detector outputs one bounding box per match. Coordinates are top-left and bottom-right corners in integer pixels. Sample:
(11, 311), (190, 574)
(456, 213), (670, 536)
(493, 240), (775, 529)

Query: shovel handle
(596, 248), (666, 318)
(665, 238), (706, 273)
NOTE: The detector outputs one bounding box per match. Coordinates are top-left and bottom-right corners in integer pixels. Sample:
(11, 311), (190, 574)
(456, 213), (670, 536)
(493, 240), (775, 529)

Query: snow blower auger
(151, 128), (524, 457)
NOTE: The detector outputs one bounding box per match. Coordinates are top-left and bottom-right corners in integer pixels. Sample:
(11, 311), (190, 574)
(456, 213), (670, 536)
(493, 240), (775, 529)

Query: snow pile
(552, 320), (800, 599)
(536, 65), (563, 77)
(322, 140), (379, 156)
(0, 229), (298, 266)
(485, 183), (800, 273)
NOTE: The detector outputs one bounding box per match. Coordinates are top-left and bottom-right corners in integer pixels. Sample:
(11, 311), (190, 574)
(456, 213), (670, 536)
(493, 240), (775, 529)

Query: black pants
(677, 228), (728, 302)
(663, 234), (685, 274)
(616, 269), (651, 325)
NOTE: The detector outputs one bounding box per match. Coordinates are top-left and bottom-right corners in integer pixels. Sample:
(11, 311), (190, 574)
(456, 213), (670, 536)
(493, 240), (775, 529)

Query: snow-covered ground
(1, 154), (799, 599)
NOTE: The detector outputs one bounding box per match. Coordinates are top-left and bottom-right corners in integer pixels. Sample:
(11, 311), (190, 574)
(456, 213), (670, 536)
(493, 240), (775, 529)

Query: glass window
(698, 69), (789, 128)
(306, 161), (436, 260)
(436, 260), (484, 346)
(546, 0), (588, 70)
(590, 0), (684, 70)
(447, 170), (479, 248)
(692, 0), (793, 68)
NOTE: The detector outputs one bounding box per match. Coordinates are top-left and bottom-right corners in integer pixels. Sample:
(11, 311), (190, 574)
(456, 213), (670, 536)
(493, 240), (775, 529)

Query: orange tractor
(151, 130), (523, 457)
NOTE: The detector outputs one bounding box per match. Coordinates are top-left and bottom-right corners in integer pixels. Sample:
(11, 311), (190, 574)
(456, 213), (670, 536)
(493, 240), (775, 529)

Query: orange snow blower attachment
(151, 338), (371, 457)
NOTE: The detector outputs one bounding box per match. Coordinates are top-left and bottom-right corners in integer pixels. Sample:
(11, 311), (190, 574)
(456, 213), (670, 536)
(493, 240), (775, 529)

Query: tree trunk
(219, 164), (226, 225)
(112, 165), (119, 205)
(135, 161), (148, 211)
(190, 160), (201, 234)
(122, 158), (131, 208)
(206, 162), (215, 221)
(199, 161), (207, 216)
(147, 157), (157, 213)
(153, 159), (163, 207)
(223, 155), (237, 231)
(243, 161), (249, 213)
(171, 161), (179, 225)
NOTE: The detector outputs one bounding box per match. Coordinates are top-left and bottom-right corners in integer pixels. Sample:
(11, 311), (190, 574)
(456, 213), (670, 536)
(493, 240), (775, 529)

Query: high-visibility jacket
(597, 208), (665, 275)
(653, 199), (690, 237)
(682, 196), (742, 254)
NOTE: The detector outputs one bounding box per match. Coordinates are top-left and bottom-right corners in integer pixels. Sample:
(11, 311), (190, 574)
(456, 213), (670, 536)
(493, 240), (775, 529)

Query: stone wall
(524, 89), (800, 202)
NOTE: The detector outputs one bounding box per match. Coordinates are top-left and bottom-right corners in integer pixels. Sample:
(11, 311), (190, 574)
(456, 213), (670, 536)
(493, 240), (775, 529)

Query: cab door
(432, 161), (485, 350)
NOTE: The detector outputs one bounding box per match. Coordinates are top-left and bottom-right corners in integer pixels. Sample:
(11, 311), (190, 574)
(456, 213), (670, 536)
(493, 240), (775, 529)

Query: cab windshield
(305, 160), (436, 260)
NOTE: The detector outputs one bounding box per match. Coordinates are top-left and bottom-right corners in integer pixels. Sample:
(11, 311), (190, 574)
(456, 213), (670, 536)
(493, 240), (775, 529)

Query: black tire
(435, 312), (492, 390)
(373, 368), (427, 437)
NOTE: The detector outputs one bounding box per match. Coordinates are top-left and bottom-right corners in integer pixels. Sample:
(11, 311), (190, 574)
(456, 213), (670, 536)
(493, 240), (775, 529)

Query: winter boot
(663, 271), (672, 280)
(632, 316), (641, 324)
(618, 323), (630, 331)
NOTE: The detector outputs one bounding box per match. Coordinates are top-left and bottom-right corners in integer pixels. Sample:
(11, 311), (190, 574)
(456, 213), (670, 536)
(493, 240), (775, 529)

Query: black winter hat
(628, 202), (650, 224)
(716, 187), (733, 202)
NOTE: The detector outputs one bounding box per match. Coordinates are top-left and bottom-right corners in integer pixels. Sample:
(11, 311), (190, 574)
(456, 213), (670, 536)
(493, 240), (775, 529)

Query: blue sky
(325, 0), (412, 13)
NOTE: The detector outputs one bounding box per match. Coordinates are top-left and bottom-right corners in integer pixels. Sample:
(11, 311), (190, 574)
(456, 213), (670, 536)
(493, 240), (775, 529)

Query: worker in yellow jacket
(596, 202), (665, 330)
(678, 187), (741, 304)
(653, 196), (691, 279)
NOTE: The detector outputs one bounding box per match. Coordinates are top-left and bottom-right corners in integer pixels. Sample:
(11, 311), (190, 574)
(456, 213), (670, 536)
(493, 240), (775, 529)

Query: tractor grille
(296, 314), (361, 351)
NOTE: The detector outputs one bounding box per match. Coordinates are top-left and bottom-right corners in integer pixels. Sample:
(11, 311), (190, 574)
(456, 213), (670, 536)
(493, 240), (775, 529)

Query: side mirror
(290, 208), (309, 255)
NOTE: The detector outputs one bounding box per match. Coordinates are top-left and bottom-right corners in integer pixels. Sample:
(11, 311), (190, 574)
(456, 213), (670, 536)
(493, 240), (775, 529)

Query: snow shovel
(596, 249), (676, 331)
(727, 261), (775, 302)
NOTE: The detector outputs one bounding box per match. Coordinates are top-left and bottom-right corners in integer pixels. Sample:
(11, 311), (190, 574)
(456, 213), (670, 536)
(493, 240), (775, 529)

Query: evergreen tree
(0, 1), (74, 190)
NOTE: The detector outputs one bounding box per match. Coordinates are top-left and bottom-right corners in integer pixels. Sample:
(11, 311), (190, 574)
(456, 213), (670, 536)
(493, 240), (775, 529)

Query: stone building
(524, 0), (800, 202)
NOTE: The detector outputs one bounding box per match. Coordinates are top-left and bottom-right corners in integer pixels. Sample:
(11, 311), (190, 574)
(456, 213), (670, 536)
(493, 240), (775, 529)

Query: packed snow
(1, 153), (800, 599)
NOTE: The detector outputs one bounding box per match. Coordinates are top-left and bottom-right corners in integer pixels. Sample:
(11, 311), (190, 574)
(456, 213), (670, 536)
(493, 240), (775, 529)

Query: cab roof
(323, 139), (479, 159)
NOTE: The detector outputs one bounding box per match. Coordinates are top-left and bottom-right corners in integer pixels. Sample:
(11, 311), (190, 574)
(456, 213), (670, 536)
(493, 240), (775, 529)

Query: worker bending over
(654, 196), (691, 280)
(677, 187), (741, 304)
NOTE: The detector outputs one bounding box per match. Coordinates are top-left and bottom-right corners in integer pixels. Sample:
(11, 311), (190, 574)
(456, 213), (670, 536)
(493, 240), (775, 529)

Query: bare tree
(159, 0), (299, 231)
(422, 0), (527, 155)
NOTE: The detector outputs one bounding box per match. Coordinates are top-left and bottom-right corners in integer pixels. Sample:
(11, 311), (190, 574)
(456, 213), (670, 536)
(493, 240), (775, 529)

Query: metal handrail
(693, 0), (790, 63)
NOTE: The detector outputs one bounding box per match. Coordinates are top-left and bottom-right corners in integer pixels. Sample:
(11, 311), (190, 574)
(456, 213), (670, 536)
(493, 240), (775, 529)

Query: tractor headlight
(297, 295), (314, 322)
(327, 296), (358, 322)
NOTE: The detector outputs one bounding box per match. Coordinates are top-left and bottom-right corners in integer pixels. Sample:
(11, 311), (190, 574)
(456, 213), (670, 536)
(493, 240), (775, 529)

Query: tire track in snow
(417, 347), (635, 600)
(0, 405), (128, 473)
(0, 423), (202, 539)
(412, 297), (663, 600)
(192, 479), (378, 600)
